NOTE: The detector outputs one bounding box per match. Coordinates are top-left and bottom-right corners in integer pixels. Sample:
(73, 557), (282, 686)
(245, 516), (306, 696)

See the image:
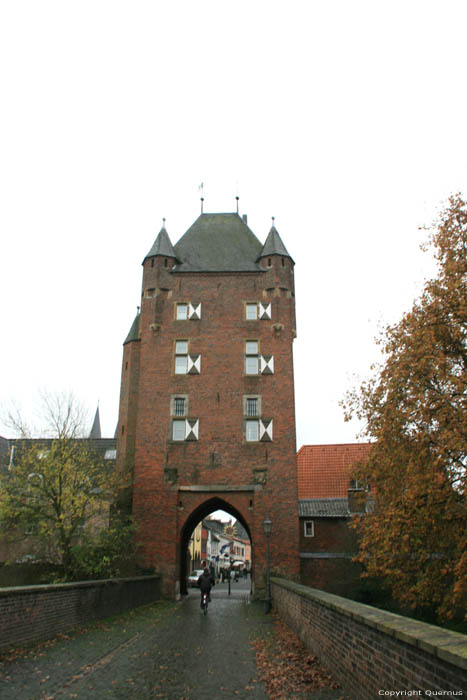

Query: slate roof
(233, 520), (249, 540)
(172, 213), (264, 272)
(203, 519), (226, 535)
(297, 443), (372, 499)
(143, 226), (178, 263)
(258, 225), (294, 262)
(8, 437), (117, 453)
(2, 438), (118, 471)
(124, 313), (140, 345)
(299, 498), (351, 518)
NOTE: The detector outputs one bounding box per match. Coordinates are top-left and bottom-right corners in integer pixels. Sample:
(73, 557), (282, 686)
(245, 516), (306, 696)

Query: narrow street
(0, 579), (271, 700)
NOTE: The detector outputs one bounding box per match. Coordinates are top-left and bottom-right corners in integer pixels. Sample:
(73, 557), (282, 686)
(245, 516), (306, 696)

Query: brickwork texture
(271, 578), (467, 699)
(0, 575), (161, 654)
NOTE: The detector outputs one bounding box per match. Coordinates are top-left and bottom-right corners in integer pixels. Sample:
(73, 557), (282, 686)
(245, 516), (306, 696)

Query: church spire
(89, 404), (102, 439)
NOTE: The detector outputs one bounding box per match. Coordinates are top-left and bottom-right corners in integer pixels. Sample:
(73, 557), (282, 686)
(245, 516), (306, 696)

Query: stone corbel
(272, 323), (284, 335)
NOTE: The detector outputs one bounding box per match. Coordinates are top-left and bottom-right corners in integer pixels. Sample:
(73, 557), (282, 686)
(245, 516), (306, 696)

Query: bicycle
(201, 591), (209, 615)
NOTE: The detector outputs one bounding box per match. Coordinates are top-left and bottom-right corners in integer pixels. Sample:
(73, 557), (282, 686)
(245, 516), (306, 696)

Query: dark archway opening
(179, 497), (252, 595)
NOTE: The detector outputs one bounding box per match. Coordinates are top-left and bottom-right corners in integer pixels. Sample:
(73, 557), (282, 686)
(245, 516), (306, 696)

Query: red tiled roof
(297, 443), (372, 499)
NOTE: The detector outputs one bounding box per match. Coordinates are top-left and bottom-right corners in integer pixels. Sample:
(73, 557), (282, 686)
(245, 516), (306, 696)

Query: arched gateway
(179, 496), (252, 595)
(116, 208), (299, 597)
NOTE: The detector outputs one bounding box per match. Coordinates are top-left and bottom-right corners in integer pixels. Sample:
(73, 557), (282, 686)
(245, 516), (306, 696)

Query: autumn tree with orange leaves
(343, 194), (467, 620)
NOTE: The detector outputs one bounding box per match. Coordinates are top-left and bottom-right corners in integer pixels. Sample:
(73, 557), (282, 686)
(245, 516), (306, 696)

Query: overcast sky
(1, 1), (466, 449)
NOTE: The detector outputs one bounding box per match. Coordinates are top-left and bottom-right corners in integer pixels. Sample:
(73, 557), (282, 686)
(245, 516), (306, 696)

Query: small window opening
(121, 425), (125, 435)
(151, 259), (155, 267)
(246, 398), (258, 416)
(268, 257), (271, 266)
(281, 257), (285, 267)
(175, 340), (188, 374)
(245, 303), (258, 320)
(164, 258), (168, 268)
(174, 397), (186, 416)
(245, 340), (259, 375)
(246, 420), (259, 441)
(172, 420), (186, 441)
(176, 303), (188, 320)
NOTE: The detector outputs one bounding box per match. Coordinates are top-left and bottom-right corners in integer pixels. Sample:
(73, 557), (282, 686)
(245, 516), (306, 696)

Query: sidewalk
(0, 581), (270, 700)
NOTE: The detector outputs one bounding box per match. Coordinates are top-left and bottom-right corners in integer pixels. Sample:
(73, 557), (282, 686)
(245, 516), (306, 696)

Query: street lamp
(263, 516), (272, 613)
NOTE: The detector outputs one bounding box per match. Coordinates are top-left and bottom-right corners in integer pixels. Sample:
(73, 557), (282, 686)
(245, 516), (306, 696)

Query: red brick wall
(118, 253), (299, 595)
(116, 337), (141, 488)
(272, 578), (467, 699)
(299, 517), (357, 552)
(0, 576), (161, 654)
(299, 517), (363, 596)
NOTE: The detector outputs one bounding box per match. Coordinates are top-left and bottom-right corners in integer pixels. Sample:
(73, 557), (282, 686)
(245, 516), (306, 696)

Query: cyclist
(197, 567), (214, 609)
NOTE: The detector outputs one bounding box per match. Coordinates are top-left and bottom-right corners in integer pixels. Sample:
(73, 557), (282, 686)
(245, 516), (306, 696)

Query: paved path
(0, 579), (271, 700)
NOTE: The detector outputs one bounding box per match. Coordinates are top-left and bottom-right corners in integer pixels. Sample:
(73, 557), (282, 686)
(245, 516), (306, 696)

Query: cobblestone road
(0, 579), (271, 700)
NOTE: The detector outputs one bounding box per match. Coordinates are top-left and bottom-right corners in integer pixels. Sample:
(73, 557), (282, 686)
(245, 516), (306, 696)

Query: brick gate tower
(116, 208), (299, 596)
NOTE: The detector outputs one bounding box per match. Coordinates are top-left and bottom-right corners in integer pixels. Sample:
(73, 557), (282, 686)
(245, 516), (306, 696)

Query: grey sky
(1, 1), (466, 448)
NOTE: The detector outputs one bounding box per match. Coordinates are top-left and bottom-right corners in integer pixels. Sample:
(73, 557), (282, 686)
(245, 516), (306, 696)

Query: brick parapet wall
(271, 577), (467, 699)
(0, 575), (161, 654)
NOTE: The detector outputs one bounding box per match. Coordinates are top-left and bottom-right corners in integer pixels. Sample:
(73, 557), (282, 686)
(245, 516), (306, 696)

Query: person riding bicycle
(198, 567), (214, 608)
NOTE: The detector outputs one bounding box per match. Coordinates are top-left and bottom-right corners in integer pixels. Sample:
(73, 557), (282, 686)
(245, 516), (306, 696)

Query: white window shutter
(188, 303), (201, 320)
(259, 302), (271, 320)
(185, 419), (199, 441)
(187, 354), (201, 374)
(260, 355), (274, 374)
(259, 419), (273, 442)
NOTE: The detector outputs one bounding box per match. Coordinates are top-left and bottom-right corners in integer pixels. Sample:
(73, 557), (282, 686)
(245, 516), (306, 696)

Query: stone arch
(179, 496), (252, 595)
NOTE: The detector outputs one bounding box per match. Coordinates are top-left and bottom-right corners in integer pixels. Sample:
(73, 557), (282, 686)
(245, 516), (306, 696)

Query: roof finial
(137, 305), (140, 314)
(199, 182), (204, 213)
(162, 217), (166, 229)
(236, 195), (239, 214)
(272, 216), (275, 227)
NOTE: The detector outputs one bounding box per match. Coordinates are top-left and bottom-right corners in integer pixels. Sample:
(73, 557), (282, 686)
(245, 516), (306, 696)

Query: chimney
(348, 487), (366, 514)
(242, 214), (248, 224)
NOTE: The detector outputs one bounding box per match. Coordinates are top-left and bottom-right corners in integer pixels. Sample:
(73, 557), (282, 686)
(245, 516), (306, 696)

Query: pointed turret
(124, 312), (140, 345)
(257, 221), (294, 263)
(89, 405), (102, 439)
(143, 221), (178, 264)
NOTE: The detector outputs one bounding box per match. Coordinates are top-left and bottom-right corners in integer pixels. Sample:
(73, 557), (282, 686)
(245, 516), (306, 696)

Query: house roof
(203, 519), (226, 535)
(172, 213), (264, 273)
(2, 438), (118, 473)
(297, 443), (372, 499)
(299, 498), (351, 518)
(257, 225), (294, 262)
(233, 520), (249, 540)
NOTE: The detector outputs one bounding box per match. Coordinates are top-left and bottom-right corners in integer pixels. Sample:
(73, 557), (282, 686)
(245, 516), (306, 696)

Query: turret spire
(143, 221), (178, 264)
(257, 220), (294, 262)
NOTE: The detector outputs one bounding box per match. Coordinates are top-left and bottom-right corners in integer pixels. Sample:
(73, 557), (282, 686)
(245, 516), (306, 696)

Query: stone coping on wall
(0, 574), (160, 597)
(271, 577), (467, 672)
